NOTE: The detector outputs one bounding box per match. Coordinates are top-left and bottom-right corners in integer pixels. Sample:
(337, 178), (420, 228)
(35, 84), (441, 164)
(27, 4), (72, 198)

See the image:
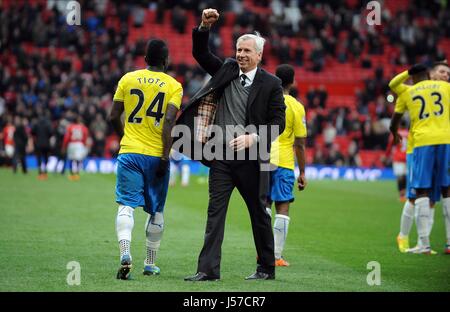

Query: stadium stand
(0, 0), (448, 168)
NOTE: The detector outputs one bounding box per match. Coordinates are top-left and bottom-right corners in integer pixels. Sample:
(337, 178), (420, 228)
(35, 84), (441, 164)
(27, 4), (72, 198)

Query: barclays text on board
(25, 156), (395, 181)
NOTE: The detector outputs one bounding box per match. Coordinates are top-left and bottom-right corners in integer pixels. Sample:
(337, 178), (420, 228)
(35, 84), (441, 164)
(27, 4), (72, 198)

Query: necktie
(240, 74), (247, 87)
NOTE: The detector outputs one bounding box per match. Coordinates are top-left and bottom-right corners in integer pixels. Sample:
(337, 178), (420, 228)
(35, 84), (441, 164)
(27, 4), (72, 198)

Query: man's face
(236, 39), (261, 73)
(430, 65), (450, 82)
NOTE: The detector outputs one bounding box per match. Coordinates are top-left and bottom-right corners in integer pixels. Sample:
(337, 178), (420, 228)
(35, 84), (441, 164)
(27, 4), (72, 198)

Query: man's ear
(144, 56), (148, 65)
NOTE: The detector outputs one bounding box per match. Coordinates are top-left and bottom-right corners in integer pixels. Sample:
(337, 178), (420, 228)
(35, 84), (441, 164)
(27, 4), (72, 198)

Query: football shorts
(67, 142), (87, 161)
(116, 153), (170, 214)
(411, 144), (450, 195)
(268, 167), (295, 203)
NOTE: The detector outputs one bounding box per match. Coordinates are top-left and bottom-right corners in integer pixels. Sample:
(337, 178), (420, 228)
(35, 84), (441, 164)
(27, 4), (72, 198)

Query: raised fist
(201, 8), (219, 27)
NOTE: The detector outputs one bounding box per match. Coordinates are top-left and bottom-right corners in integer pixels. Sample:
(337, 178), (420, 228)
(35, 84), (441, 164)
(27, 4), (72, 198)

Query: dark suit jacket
(175, 27), (286, 167)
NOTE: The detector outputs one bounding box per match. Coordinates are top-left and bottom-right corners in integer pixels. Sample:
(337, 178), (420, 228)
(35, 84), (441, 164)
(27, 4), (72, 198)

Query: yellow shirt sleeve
(389, 70), (409, 95)
(168, 83), (183, 110)
(293, 102), (307, 138)
(113, 75), (126, 102)
(394, 94), (407, 114)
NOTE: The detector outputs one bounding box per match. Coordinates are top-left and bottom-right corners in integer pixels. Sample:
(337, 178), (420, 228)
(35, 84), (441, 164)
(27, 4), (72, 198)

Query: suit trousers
(197, 157), (275, 278)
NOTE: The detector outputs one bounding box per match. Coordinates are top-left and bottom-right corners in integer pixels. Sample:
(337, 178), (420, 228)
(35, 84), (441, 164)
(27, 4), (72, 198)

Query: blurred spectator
(31, 109), (53, 178)
(346, 140), (361, 167)
(323, 122), (336, 148)
(309, 39), (325, 72)
(90, 113), (107, 157)
(172, 6), (188, 34)
(185, 72), (204, 98)
(278, 37), (291, 63)
(313, 147), (326, 165)
(325, 144), (345, 167)
(132, 5), (146, 28)
(0, 0), (448, 169)
(294, 43), (304, 66)
(335, 107), (348, 135)
(284, 0), (302, 33)
(13, 116), (28, 174)
(316, 85), (328, 109)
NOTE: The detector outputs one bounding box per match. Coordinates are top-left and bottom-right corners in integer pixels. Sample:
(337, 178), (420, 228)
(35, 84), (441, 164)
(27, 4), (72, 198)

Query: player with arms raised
(109, 39), (183, 279)
(390, 61), (450, 254)
(390, 64), (450, 254)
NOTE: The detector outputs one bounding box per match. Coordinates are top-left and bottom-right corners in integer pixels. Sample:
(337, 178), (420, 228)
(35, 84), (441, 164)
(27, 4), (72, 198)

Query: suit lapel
(247, 68), (262, 110)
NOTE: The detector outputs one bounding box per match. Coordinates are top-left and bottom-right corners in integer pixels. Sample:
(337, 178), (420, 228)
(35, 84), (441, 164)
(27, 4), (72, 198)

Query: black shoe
(116, 255), (132, 280)
(184, 272), (219, 282)
(245, 271), (275, 280)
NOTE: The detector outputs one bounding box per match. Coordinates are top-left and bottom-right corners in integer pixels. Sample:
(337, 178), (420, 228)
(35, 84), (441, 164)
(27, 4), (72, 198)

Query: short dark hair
(145, 39), (168, 66)
(431, 60), (449, 70)
(275, 64), (295, 88)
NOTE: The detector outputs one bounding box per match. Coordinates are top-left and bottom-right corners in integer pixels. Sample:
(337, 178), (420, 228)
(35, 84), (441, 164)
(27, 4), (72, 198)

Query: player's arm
(389, 112), (404, 145)
(388, 70), (409, 95)
(294, 137), (307, 191)
(293, 103), (307, 191)
(192, 8), (223, 76)
(109, 100), (125, 139)
(155, 103), (179, 178)
(389, 92), (407, 145)
(161, 103), (179, 161)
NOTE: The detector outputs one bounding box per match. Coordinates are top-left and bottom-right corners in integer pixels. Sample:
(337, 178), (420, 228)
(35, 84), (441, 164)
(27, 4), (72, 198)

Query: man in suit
(180, 8), (285, 281)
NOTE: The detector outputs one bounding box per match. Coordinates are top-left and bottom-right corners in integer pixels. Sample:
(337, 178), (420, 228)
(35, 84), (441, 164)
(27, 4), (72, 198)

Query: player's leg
(274, 202), (290, 266)
(397, 154), (414, 252)
(437, 144), (450, 253)
(20, 152), (27, 174)
(12, 150), (18, 173)
(73, 144), (84, 179)
(143, 212), (163, 275)
(398, 175), (406, 201)
(143, 155), (170, 275)
(36, 149), (43, 176)
(42, 147), (49, 176)
(115, 154), (145, 279)
(393, 161), (407, 201)
(59, 152), (66, 175)
(271, 168), (295, 266)
(181, 163), (191, 187)
(76, 160), (83, 178)
(442, 187), (450, 254)
(169, 160), (178, 187)
(116, 205), (134, 279)
(408, 146), (434, 254)
(67, 143), (75, 180)
(398, 200), (414, 252)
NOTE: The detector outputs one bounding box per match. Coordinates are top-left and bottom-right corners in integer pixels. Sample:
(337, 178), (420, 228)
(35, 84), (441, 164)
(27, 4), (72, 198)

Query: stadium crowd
(0, 0), (449, 168)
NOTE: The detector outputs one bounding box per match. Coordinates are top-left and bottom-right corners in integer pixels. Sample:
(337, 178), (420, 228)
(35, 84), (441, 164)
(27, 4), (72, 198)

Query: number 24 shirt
(113, 69), (183, 157)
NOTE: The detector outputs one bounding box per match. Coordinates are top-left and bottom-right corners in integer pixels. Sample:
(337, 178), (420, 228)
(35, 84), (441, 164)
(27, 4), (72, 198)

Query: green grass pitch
(0, 168), (449, 291)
